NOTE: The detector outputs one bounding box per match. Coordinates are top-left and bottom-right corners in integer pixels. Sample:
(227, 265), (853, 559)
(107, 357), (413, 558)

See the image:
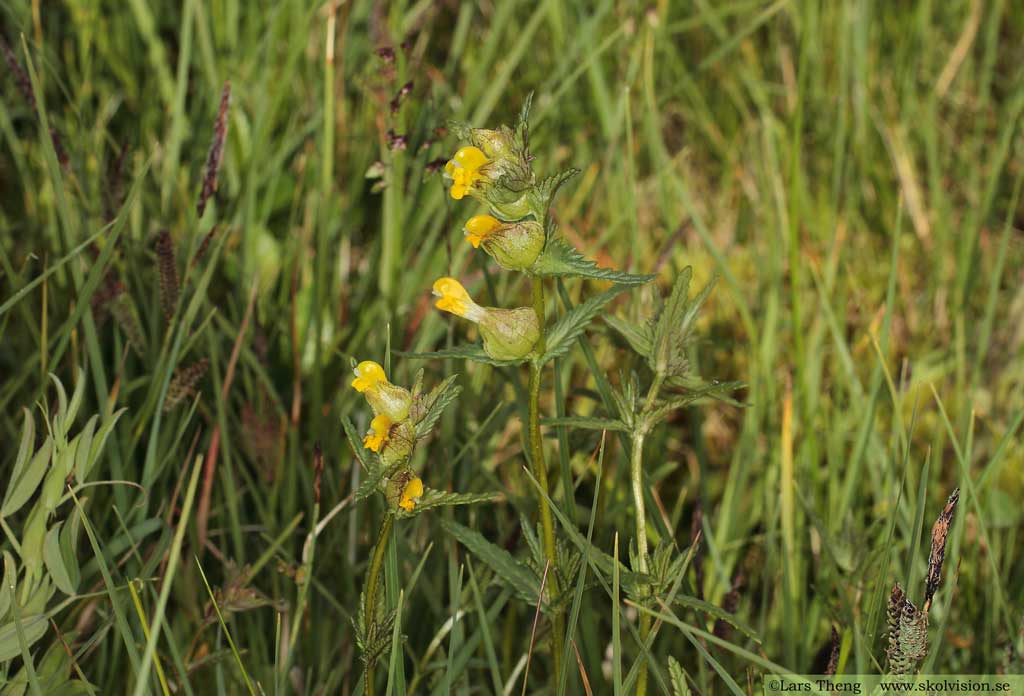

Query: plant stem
(364, 513), (395, 696)
(630, 430), (650, 696)
(633, 372), (662, 696)
(528, 276), (564, 682)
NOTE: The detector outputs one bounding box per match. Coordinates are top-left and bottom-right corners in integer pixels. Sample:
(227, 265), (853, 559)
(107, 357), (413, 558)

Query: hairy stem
(634, 372), (662, 696)
(363, 513), (394, 696)
(528, 276), (564, 682)
(631, 430), (650, 696)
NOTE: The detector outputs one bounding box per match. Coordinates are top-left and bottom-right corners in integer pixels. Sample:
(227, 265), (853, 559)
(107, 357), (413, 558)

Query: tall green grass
(1, 0), (1022, 693)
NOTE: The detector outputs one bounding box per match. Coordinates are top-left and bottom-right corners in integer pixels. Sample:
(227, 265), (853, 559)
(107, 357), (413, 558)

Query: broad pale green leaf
(44, 523), (77, 595)
(79, 408), (126, 483)
(71, 415), (98, 479)
(440, 519), (541, 605)
(0, 614), (48, 661)
(11, 408), (35, 485)
(530, 237), (653, 285)
(0, 552), (14, 621)
(2, 436), (52, 517)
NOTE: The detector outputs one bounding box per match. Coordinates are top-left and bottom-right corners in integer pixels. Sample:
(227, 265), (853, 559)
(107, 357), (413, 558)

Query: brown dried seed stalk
(2, 37), (69, 168)
(163, 359), (209, 411)
(155, 230), (179, 323)
(312, 442), (324, 506)
(197, 81), (230, 218)
(108, 285), (146, 355)
(825, 626), (840, 676)
(1, 36), (35, 108)
(923, 487), (959, 612)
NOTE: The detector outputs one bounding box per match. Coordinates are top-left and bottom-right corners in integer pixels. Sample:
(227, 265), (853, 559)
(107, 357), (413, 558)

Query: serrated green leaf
(673, 595), (760, 643)
(530, 237), (653, 285)
(44, 523), (77, 595)
(2, 437), (52, 517)
(605, 314), (654, 360)
(668, 656), (690, 696)
(648, 381), (745, 425)
(540, 416), (629, 432)
(440, 519), (540, 605)
(395, 345), (526, 367)
(0, 614), (48, 661)
(542, 286), (630, 362)
(404, 490), (501, 517)
(354, 465), (387, 503)
(341, 416), (373, 473)
(651, 268), (716, 376)
(413, 376), (461, 439)
(521, 468), (653, 590)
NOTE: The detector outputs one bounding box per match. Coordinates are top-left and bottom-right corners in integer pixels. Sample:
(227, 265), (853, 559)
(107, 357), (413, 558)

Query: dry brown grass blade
(196, 281), (259, 548)
(570, 639), (594, 696)
(521, 559), (551, 696)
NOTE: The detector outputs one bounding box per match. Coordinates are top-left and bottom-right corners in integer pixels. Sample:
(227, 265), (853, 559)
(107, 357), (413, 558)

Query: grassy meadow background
(2, 0), (1023, 693)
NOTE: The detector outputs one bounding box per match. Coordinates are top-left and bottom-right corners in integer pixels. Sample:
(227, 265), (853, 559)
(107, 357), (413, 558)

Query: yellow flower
(432, 277), (486, 321)
(444, 146), (489, 200)
(399, 476), (424, 511)
(351, 360), (412, 422)
(362, 414), (392, 452)
(463, 214), (502, 248)
(463, 216), (545, 272)
(431, 277), (541, 360)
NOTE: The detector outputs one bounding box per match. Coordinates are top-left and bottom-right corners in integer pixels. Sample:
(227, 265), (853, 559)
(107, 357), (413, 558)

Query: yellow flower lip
(399, 476), (424, 511)
(464, 215), (502, 249)
(432, 277), (483, 320)
(351, 360), (387, 392)
(444, 146), (490, 201)
(362, 414), (392, 452)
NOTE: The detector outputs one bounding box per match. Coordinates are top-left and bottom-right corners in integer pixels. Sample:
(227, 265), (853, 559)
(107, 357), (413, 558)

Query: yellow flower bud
(463, 215), (544, 272)
(443, 146), (490, 200)
(351, 360), (412, 422)
(399, 476), (424, 511)
(362, 414), (392, 452)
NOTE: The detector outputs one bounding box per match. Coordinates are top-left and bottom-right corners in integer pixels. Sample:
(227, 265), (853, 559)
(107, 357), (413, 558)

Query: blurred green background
(1, 0), (1022, 693)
